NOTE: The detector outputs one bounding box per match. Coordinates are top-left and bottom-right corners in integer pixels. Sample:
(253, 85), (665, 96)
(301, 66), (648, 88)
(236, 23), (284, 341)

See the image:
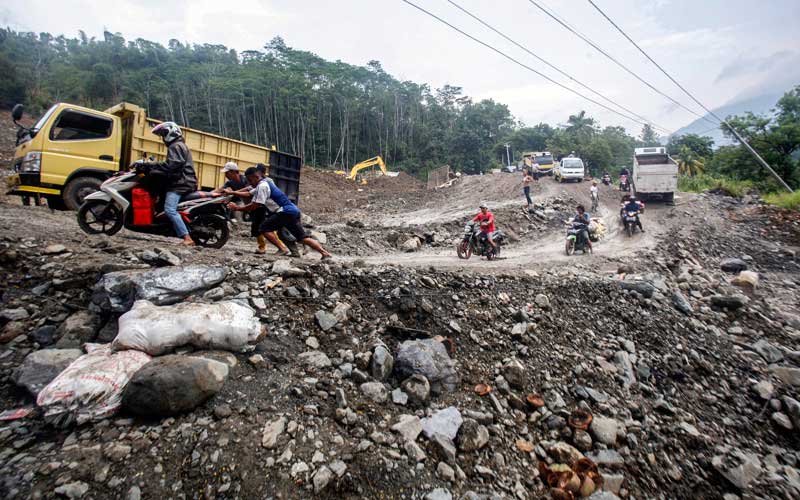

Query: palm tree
(676, 146), (705, 176)
(566, 111), (596, 136)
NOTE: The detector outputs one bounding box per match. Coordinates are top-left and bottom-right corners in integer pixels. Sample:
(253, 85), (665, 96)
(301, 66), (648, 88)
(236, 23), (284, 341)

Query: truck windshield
(534, 155), (553, 165)
(31, 105), (58, 135)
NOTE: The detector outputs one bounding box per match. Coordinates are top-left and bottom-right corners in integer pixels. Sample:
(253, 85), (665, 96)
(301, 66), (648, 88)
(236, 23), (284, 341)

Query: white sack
(113, 300), (265, 356)
(36, 343), (151, 426)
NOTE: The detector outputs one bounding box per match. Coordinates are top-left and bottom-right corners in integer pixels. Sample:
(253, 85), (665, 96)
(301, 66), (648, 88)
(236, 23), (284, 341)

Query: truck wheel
(64, 177), (103, 211)
(665, 192), (674, 205)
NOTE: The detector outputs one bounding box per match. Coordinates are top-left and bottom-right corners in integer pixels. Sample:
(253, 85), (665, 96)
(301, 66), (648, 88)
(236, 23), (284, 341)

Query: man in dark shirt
(212, 162), (247, 222)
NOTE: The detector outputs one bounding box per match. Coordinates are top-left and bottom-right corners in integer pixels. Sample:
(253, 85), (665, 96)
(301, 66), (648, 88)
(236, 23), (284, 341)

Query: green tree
(639, 123), (659, 146)
(667, 133), (714, 158)
(676, 145), (705, 176)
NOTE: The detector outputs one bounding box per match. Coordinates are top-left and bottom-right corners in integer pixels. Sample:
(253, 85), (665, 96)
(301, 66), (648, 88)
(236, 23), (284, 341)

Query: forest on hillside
(1, 29), (798, 187)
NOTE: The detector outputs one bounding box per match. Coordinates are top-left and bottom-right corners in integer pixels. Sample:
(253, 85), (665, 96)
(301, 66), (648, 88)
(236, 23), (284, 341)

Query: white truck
(632, 147), (677, 204)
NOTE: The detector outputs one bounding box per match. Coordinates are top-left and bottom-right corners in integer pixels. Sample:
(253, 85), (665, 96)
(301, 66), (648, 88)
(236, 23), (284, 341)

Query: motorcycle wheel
(487, 245), (500, 260)
(626, 222), (633, 237)
(565, 239), (575, 256)
(190, 214), (230, 248)
(456, 240), (471, 259)
(77, 200), (123, 236)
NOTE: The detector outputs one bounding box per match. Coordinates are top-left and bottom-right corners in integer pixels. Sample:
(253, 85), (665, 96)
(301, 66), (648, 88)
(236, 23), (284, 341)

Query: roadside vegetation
(0, 29), (798, 202)
(763, 191), (800, 210)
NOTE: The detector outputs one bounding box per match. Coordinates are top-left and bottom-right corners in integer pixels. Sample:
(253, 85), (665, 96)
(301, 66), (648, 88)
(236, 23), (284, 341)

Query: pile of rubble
(0, 216), (798, 499)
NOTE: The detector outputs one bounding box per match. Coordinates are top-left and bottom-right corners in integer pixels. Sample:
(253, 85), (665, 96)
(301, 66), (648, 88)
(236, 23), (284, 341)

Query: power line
(445, 0), (672, 135)
(399, 0), (669, 132)
(585, 0), (793, 192)
(526, 0), (718, 127)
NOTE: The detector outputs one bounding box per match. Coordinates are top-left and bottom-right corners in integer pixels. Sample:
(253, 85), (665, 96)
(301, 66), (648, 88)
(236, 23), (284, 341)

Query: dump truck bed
(107, 103), (301, 203)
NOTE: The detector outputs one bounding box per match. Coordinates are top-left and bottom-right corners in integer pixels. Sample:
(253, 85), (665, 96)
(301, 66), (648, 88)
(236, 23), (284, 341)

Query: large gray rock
(54, 311), (103, 348)
(671, 291), (693, 315)
(370, 345), (394, 381)
(401, 374), (431, 405)
(457, 418), (489, 452)
(712, 449), (762, 490)
(720, 258), (748, 273)
(590, 415), (620, 446)
(502, 359), (526, 389)
(750, 339), (784, 364)
(13, 349), (83, 397)
(92, 266), (228, 312)
(315, 310), (338, 332)
(261, 416), (287, 449)
(421, 407), (462, 440)
(711, 294), (749, 310)
(395, 339), (460, 394)
(360, 382), (389, 403)
(122, 355), (229, 416)
(619, 280), (655, 298)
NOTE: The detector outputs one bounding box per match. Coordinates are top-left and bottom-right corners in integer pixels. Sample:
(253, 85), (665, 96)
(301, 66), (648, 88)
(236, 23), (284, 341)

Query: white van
(555, 157), (585, 182)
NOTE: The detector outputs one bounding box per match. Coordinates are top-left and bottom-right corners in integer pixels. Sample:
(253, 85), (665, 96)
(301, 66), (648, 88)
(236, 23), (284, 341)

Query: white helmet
(479, 202), (489, 209)
(151, 121), (183, 144)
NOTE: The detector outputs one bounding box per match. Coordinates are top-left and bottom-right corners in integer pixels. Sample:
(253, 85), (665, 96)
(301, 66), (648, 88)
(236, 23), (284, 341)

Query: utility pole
(723, 123), (793, 193)
(504, 143), (512, 167)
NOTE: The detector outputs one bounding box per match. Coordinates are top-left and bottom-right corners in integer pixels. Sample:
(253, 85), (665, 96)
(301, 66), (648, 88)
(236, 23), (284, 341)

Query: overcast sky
(3, 0), (799, 135)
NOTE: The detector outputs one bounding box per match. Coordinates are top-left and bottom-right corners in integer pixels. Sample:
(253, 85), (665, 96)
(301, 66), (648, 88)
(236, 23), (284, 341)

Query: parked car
(554, 157), (585, 182)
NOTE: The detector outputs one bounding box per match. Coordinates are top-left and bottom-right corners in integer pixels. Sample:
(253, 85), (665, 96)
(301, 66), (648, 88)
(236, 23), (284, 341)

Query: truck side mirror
(11, 104), (24, 122)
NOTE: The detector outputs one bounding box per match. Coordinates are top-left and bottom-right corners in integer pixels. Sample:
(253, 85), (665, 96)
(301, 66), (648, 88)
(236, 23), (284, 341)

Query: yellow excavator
(336, 156), (388, 185)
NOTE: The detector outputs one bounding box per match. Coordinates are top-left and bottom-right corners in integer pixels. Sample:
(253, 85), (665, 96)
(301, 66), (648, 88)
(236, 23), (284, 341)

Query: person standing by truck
(140, 122), (197, 246)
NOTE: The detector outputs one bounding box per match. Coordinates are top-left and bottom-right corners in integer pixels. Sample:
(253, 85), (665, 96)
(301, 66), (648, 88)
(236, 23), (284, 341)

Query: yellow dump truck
(8, 102), (301, 210)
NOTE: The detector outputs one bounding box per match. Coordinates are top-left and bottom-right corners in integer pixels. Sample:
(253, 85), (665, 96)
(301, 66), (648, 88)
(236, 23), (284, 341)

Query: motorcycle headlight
(20, 151), (42, 173)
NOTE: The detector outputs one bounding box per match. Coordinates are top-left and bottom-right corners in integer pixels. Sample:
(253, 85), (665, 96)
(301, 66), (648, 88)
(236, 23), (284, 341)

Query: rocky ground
(1, 126), (800, 500)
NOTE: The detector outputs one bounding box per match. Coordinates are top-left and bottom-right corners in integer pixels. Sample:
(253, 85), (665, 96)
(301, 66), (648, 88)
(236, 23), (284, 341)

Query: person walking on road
(522, 169), (536, 212)
(590, 180), (599, 212)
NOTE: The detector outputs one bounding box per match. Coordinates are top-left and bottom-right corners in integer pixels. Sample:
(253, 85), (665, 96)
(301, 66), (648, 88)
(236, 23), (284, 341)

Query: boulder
(421, 407), (463, 440)
(619, 280), (655, 298)
(590, 415), (620, 446)
(711, 294), (749, 310)
(30, 325), (58, 346)
(712, 449), (762, 490)
(671, 291), (693, 315)
(401, 374), (431, 405)
(122, 355), (229, 416)
(261, 416), (287, 449)
(401, 237), (422, 252)
(54, 310), (103, 348)
(370, 345), (394, 381)
(731, 271), (759, 290)
(13, 349), (83, 397)
(299, 350), (332, 370)
(720, 258), (748, 273)
(315, 310), (338, 332)
(457, 418), (489, 452)
(502, 359), (526, 389)
(360, 382), (389, 403)
(92, 266), (228, 312)
(395, 339), (459, 394)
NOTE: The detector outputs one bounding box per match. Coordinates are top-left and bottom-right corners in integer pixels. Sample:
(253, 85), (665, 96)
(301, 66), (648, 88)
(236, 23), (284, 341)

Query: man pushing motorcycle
(472, 203), (496, 250)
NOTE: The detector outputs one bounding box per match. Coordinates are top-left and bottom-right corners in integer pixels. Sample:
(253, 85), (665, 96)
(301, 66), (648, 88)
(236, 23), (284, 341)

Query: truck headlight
(20, 151), (42, 173)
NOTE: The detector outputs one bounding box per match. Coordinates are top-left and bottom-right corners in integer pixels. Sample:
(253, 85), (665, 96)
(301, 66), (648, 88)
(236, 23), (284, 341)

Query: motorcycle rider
(472, 203), (496, 251)
(572, 204), (592, 251)
(139, 122), (197, 246)
(621, 195), (645, 232)
(602, 171), (611, 185)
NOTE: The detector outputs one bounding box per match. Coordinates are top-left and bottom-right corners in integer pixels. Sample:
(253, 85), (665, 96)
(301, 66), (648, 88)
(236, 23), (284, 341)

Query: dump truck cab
(8, 101), (302, 210)
(9, 103), (123, 209)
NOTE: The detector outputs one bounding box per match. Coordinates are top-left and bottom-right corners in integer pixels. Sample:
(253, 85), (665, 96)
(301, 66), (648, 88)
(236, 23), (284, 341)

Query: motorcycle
(77, 169), (231, 248)
(622, 210), (640, 237)
(565, 221), (592, 255)
(619, 174), (630, 192)
(601, 174), (611, 186)
(456, 221), (504, 260)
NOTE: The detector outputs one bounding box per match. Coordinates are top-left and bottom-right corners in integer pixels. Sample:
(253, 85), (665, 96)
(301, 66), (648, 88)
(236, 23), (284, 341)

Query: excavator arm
(347, 156), (387, 181)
